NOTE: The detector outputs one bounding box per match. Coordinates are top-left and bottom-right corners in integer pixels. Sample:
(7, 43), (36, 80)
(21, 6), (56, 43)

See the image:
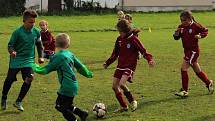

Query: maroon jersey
(105, 32), (153, 71)
(175, 22), (208, 50)
(40, 30), (56, 53)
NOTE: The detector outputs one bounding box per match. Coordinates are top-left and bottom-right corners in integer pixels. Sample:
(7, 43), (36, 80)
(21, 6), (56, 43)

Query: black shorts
(6, 67), (34, 81)
(56, 93), (74, 107)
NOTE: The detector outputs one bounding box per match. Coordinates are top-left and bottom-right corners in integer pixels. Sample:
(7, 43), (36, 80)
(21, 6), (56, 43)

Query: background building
(25, 0), (215, 12)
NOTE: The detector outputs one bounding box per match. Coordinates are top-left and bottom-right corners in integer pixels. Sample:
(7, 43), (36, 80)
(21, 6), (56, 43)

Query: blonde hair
(55, 33), (70, 48)
(117, 10), (125, 20)
(39, 20), (48, 26)
(125, 14), (132, 21)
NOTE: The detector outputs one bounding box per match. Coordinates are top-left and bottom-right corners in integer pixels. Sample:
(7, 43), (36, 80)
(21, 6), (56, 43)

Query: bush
(0, 0), (25, 17)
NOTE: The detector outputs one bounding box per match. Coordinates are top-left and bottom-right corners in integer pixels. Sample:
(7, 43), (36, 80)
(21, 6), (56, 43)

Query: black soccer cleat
(80, 111), (88, 121)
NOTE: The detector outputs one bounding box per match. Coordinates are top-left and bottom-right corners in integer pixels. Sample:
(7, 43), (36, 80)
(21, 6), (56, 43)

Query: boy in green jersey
(1, 10), (44, 111)
(32, 33), (93, 121)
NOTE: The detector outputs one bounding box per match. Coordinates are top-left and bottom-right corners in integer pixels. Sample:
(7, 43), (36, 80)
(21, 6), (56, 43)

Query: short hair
(116, 19), (131, 33)
(23, 9), (38, 21)
(55, 33), (70, 48)
(125, 14), (132, 21)
(39, 20), (48, 26)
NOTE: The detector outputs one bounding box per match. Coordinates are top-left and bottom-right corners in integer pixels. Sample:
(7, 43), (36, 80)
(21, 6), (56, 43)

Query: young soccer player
(32, 33), (93, 121)
(173, 10), (214, 97)
(39, 20), (56, 59)
(117, 10), (125, 21)
(1, 10), (44, 111)
(104, 20), (155, 112)
(125, 14), (141, 37)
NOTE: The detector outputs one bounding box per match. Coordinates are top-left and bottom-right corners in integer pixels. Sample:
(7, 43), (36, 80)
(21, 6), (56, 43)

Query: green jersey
(8, 26), (43, 68)
(33, 50), (93, 97)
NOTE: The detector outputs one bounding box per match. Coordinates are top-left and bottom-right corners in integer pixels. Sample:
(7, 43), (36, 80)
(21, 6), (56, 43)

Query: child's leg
(112, 77), (128, 108)
(181, 60), (190, 92)
(55, 94), (77, 121)
(120, 75), (134, 103)
(68, 106), (88, 121)
(2, 68), (19, 100)
(16, 67), (33, 102)
(192, 62), (211, 86)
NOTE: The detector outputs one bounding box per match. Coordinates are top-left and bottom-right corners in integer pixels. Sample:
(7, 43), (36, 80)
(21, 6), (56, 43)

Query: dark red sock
(115, 92), (127, 108)
(181, 70), (189, 91)
(196, 71), (210, 86)
(123, 91), (134, 103)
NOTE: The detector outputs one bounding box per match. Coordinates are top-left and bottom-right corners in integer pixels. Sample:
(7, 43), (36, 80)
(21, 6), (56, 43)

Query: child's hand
(148, 60), (155, 67)
(32, 63), (40, 72)
(195, 34), (201, 39)
(87, 71), (93, 78)
(174, 28), (183, 36)
(10, 51), (16, 57)
(103, 63), (108, 69)
(38, 58), (44, 64)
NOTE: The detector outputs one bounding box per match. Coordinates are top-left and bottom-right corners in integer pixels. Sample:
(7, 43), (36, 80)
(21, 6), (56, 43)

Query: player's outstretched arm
(32, 63), (49, 75)
(74, 56), (93, 78)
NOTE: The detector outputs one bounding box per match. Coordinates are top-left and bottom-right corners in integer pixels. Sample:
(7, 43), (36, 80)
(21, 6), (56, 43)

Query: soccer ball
(92, 103), (107, 118)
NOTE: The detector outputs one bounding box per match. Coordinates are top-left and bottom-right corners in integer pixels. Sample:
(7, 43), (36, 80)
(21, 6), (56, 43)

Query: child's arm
(32, 56), (59, 74)
(8, 31), (18, 57)
(132, 37), (154, 66)
(195, 24), (208, 39)
(36, 37), (44, 63)
(73, 56), (93, 78)
(173, 27), (183, 40)
(104, 39), (120, 68)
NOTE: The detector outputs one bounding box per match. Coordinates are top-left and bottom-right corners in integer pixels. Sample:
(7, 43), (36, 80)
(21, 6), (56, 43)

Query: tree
(64, 0), (74, 10)
(0, 0), (26, 16)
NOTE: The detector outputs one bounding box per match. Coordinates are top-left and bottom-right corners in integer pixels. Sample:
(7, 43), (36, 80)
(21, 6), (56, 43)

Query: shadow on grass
(192, 114), (215, 121)
(0, 110), (21, 116)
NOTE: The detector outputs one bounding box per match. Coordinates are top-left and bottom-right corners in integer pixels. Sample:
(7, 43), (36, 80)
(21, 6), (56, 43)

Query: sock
(62, 110), (77, 121)
(196, 71), (210, 86)
(181, 70), (189, 92)
(2, 79), (14, 100)
(123, 91), (134, 103)
(115, 92), (127, 108)
(72, 106), (83, 117)
(16, 82), (31, 102)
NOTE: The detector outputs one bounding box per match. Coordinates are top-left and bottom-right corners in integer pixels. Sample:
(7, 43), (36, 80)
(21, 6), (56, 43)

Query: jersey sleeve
(105, 38), (120, 66)
(173, 25), (181, 40)
(196, 23), (208, 38)
(73, 56), (93, 78)
(33, 55), (60, 74)
(132, 37), (153, 62)
(35, 29), (44, 58)
(8, 30), (18, 54)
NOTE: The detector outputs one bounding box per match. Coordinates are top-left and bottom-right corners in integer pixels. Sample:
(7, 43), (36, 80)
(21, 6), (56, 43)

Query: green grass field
(0, 12), (215, 121)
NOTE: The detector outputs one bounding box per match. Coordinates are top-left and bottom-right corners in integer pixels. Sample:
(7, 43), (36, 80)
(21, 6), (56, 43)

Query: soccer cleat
(114, 107), (128, 113)
(207, 80), (214, 94)
(130, 100), (137, 112)
(13, 101), (24, 111)
(175, 90), (189, 97)
(80, 111), (88, 121)
(1, 99), (6, 111)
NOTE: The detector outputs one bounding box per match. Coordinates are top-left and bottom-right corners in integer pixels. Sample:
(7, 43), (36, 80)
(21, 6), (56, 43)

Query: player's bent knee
(55, 105), (64, 112)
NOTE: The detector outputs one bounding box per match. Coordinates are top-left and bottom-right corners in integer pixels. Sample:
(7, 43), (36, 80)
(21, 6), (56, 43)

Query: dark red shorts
(114, 68), (134, 82)
(184, 49), (199, 65)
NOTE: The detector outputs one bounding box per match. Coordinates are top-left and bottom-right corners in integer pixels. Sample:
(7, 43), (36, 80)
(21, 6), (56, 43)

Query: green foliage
(0, 12), (215, 121)
(0, 0), (25, 16)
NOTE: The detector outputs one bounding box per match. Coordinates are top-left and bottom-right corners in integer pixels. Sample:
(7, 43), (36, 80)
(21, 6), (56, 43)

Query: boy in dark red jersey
(39, 20), (56, 59)
(104, 19), (155, 112)
(173, 10), (214, 97)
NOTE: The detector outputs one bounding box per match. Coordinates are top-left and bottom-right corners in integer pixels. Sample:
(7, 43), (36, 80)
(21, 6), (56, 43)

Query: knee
(55, 104), (64, 112)
(181, 68), (187, 72)
(24, 77), (33, 84)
